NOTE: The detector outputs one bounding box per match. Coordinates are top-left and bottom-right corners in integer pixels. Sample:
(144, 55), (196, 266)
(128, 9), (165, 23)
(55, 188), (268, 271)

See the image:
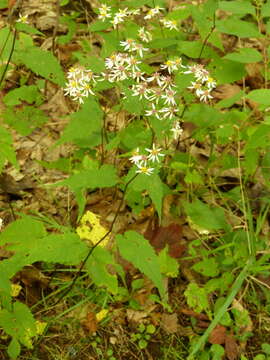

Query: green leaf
(0, 125), (18, 173)
(216, 18), (261, 38)
(184, 283), (210, 314)
(158, 247), (179, 278)
(117, 231), (166, 299)
(246, 89), (270, 105)
(212, 58), (246, 84)
(192, 258), (220, 277)
(0, 301), (36, 348)
(219, 1), (255, 15)
(131, 173), (168, 219)
(0, 0), (7, 9)
(15, 22), (44, 35)
(178, 40), (218, 59)
(184, 200), (230, 231)
(4, 106), (48, 136)
(85, 246), (118, 294)
(8, 338), (21, 359)
(261, 1), (270, 18)
(58, 164), (118, 191)
(58, 97), (102, 146)
(29, 233), (88, 265)
(0, 216), (46, 252)
(223, 48), (262, 63)
(3, 85), (43, 106)
(17, 46), (65, 85)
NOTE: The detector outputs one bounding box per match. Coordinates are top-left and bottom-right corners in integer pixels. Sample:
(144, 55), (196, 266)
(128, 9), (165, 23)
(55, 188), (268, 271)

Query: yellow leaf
(36, 320), (47, 335)
(76, 211), (108, 247)
(11, 284), (22, 297)
(96, 309), (109, 322)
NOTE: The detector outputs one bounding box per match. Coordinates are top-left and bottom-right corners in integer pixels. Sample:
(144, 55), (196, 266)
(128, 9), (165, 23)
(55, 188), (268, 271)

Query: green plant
(131, 323), (156, 350)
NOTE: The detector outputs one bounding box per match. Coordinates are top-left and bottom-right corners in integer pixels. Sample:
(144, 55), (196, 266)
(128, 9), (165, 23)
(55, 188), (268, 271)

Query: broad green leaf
(85, 246), (118, 294)
(3, 85), (43, 106)
(216, 89), (244, 109)
(29, 233), (88, 265)
(184, 283), (210, 314)
(192, 258), (220, 277)
(212, 58), (246, 84)
(8, 338), (21, 359)
(58, 97), (102, 146)
(116, 231), (166, 299)
(261, 0), (270, 18)
(246, 89), (270, 105)
(0, 216), (46, 252)
(0, 125), (18, 172)
(0, 0), (7, 9)
(223, 48), (262, 63)
(4, 106), (48, 136)
(58, 164), (118, 191)
(0, 301), (36, 348)
(15, 22), (44, 35)
(245, 124), (270, 149)
(158, 247), (179, 278)
(178, 40), (218, 59)
(131, 173), (168, 219)
(184, 200), (230, 231)
(17, 46), (65, 85)
(216, 18), (261, 38)
(219, 0), (255, 15)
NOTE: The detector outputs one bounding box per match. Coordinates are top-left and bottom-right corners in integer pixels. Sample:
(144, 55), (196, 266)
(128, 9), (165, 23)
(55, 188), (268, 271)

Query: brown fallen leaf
(81, 312), (98, 334)
(225, 333), (239, 360)
(145, 223), (186, 258)
(209, 324), (226, 345)
(181, 308), (209, 321)
(160, 313), (179, 334)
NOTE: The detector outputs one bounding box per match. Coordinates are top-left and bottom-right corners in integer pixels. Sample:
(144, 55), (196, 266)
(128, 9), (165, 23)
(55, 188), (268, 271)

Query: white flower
(171, 122), (183, 140)
(144, 6), (164, 19)
(161, 88), (177, 106)
(120, 38), (136, 51)
(138, 27), (152, 42)
(79, 81), (95, 97)
(132, 43), (148, 58)
(145, 103), (161, 119)
(145, 144), (165, 163)
(147, 87), (163, 103)
(128, 9), (141, 16)
(130, 70), (146, 82)
(160, 19), (178, 31)
(147, 72), (162, 83)
(188, 81), (203, 96)
(98, 4), (112, 21)
(159, 106), (178, 119)
(125, 56), (141, 72)
(66, 66), (81, 79)
(184, 64), (209, 82)
(197, 89), (213, 102)
(157, 75), (176, 89)
(160, 60), (178, 74)
(206, 77), (217, 90)
(131, 82), (150, 100)
(17, 13), (29, 24)
(0, 218), (3, 230)
(129, 148), (144, 165)
(136, 163), (154, 175)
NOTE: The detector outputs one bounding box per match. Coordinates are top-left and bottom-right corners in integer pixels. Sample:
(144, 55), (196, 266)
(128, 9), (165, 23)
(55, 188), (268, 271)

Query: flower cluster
(64, 66), (99, 104)
(185, 64), (216, 102)
(129, 144), (165, 175)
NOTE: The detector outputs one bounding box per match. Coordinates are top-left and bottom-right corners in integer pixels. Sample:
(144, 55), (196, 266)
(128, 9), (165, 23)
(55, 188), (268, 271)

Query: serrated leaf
(192, 258), (220, 277)
(158, 247), (179, 278)
(246, 89), (270, 105)
(3, 85), (43, 106)
(131, 173), (168, 219)
(18, 47), (65, 85)
(216, 18), (261, 38)
(29, 233), (88, 265)
(116, 231), (166, 299)
(184, 200), (230, 231)
(7, 338), (21, 359)
(223, 48), (262, 63)
(4, 106), (48, 136)
(85, 246), (118, 294)
(0, 302), (36, 348)
(58, 164), (118, 191)
(184, 283), (210, 314)
(219, 1), (255, 15)
(57, 97), (102, 146)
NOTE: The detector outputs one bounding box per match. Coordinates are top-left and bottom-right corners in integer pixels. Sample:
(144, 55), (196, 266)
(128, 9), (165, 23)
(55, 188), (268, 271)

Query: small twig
(198, 13), (216, 60)
(52, 0), (60, 57)
(0, 28), (16, 88)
